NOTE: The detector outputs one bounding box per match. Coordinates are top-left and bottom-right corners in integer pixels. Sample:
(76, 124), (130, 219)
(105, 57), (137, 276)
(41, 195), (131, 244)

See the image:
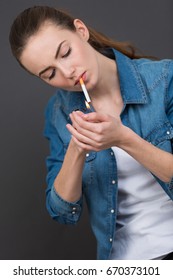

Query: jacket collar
(112, 48), (148, 105)
(63, 48), (148, 115)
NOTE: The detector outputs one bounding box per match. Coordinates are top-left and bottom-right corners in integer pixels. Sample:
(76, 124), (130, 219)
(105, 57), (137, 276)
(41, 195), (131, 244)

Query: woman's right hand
(66, 110), (130, 152)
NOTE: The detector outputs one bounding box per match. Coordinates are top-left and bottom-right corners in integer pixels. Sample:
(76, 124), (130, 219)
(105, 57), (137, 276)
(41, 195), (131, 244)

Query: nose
(58, 62), (75, 79)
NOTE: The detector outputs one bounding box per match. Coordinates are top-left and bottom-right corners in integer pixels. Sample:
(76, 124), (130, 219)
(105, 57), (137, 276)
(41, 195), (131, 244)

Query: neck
(89, 52), (123, 114)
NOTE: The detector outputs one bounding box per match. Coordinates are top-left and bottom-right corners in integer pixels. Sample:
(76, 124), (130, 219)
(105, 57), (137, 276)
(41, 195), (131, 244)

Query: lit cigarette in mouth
(79, 78), (94, 111)
(79, 78), (91, 103)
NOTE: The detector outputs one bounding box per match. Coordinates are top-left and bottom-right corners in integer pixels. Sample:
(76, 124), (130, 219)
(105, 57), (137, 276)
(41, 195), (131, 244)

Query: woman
(9, 6), (173, 260)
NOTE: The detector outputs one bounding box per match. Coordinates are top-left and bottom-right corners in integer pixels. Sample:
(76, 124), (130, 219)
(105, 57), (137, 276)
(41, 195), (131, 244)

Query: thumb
(82, 112), (109, 123)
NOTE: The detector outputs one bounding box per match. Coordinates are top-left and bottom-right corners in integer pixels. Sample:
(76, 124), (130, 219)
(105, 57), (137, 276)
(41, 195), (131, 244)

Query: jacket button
(72, 207), (76, 214)
(86, 153), (90, 157)
(111, 209), (114, 213)
(110, 238), (113, 242)
(112, 180), (116, 184)
(166, 131), (170, 135)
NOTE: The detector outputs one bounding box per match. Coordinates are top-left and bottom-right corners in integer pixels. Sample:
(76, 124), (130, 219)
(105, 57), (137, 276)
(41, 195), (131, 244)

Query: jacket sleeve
(166, 60), (173, 128)
(166, 60), (173, 190)
(44, 95), (83, 224)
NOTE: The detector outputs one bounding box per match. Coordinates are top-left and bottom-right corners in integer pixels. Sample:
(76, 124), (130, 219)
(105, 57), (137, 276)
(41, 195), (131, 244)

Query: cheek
(50, 79), (66, 88)
(43, 74), (66, 87)
(73, 41), (92, 63)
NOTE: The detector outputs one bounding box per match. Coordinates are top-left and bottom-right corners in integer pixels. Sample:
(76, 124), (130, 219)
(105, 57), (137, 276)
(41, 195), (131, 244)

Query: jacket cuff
(48, 185), (83, 224)
(169, 176), (173, 191)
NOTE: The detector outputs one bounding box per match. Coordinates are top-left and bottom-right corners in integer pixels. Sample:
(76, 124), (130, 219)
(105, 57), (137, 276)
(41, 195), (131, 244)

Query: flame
(85, 100), (91, 109)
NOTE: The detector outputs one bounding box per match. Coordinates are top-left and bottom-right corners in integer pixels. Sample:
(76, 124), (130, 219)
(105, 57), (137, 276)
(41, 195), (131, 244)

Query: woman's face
(21, 20), (100, 91)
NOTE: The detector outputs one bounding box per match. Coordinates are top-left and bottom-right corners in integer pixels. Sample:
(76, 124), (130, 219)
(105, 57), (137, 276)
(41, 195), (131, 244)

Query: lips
(75, 72), (86, 86)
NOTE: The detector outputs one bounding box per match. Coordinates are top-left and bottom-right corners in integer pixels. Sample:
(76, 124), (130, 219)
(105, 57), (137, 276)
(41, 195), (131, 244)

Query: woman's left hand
(66, 111), (129, 152)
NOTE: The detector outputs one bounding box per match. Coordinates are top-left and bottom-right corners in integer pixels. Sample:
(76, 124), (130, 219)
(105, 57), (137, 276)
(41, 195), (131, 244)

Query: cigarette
(85, 100), (95, 112)
(79, 78), (91, 103)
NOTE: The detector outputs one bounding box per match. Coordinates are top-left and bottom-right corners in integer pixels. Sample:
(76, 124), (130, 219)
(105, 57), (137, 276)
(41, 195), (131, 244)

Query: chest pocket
(145, 121), (173, 151)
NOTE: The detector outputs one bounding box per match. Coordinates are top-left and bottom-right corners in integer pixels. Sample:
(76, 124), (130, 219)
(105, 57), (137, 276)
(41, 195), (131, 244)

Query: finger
(69, 113), (76, 127)
(66, 124), (91, 144)
(70, 110), (85, 122)
(74, 110), (85, 117)
(66, 123), (95, 146)
(71, 136), (97, 151)
(69, 112), (85, 131)
(82, 112), (110, 123)
(71, 111), (103, 134)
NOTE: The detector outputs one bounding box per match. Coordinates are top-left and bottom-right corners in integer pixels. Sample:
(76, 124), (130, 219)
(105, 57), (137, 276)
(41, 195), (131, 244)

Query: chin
(88, 75), (99, 91)
(88, 82), (98, 93)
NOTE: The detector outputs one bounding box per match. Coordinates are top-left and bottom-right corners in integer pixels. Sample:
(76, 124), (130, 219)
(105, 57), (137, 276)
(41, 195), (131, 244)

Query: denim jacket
(44, 49), (173, 260)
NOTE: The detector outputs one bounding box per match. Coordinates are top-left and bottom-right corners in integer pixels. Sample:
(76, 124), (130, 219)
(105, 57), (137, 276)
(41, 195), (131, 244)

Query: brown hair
(9, 5), (147, 67)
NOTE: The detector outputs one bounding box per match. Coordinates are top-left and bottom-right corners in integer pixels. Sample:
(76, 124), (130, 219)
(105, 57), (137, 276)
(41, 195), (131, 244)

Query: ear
(73, 19), (90, 41)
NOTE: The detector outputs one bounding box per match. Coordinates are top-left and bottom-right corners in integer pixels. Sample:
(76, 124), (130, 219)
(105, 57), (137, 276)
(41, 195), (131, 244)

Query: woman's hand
(66, 111), (173, 182)
(66, 111), (129, 152)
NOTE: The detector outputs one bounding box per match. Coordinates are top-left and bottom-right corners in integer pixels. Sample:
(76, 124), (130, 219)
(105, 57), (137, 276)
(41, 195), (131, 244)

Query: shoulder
(45, 88), (72, 110)
(133, 58), (173, 90)
(44, 89), (69, 122)
(134, 57), (173, 77)
(46, 89), (72, 109)
(44, 88), (85, 123)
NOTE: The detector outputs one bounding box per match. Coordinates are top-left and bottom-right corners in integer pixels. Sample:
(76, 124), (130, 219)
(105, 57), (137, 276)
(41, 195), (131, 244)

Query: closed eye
(62, 47), (72, 58)
(48, 68), (56, 80)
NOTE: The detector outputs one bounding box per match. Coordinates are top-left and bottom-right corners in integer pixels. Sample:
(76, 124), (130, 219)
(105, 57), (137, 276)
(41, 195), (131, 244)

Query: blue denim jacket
(44, 49), (173, 260)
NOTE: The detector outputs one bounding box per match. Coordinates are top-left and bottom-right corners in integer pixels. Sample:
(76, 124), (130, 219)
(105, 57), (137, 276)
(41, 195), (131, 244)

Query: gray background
(0, 0), (173, 260)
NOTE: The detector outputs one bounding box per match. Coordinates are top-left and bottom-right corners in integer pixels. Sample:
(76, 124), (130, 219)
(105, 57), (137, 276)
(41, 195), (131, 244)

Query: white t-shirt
(109, 147), (173, 260)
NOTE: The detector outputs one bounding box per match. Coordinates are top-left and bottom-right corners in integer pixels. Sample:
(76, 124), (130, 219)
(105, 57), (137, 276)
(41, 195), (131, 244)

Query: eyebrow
(38, 40), (66, 77)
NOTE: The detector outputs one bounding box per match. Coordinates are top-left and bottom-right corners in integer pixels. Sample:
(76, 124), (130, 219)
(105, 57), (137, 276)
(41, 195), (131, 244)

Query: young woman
(9, 6), (173, 260)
